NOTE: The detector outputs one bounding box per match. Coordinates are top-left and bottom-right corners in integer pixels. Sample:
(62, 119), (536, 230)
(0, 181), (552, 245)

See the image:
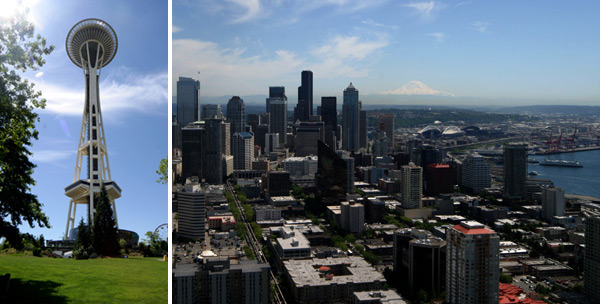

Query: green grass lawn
(0, 254), (167, 303)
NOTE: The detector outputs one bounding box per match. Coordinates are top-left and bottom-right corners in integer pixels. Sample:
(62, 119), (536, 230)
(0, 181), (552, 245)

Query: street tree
(0, 10), (54, 248)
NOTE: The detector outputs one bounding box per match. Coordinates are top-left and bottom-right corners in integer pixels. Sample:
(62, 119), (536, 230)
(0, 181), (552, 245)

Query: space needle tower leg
(64, 19), (121, 240)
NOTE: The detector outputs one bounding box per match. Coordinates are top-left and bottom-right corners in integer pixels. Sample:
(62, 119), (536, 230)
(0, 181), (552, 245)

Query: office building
(316, 140), (348, 205)
(173, 258), (270, 304)
(401, 163), (422, 209)
(504, 143), (528, 200)
(176, 182), (206, 240)
(342, 83), (361, 152)
(176, 76), (200, 147)
(283, 256), (385, 304)
(282, 156), (318, 177)
(200, 104), (222, 120)
(585, 216), (600, 303)
(542, 186), (565, 221)
(295, 70), (313, 122)
(409, 237), (446, 294)
(338, 150), (356, 194)
(446, 221), (499, 304)
(341, 201), (365, 234)
(294, 121), (325, 156)
(226, 96), (245, 138)
(353, 290), (407, 304)
(202, 118), (224, 184)
(273, 226), (311, 260)
(265, 133), (279, 154)
(232, 132), (254, 170)
(181, 122), (204, 181)
(360, 109), (367, 150)
(321, 96), (338, 149)
(254, 124), (269, 153)
(267, 87), (288, 146)
(266, 171), (291, 197)
(424, 163), (453, 196)
(380, 114), (395, 148)
(220, 122), (230, 156)
(461, 152), (491, 194)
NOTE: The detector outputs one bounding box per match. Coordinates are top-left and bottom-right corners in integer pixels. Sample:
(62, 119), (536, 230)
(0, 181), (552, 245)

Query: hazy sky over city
(174, 0), (600, 104)
(15, 0), (168, 240)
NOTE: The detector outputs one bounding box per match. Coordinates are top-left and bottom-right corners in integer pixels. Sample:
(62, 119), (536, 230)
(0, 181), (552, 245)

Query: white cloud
(172, 25), (183, 33)
(361, 19), (399, 30)
(309, 35), (389, 78)
(35, 71), (44, 78)
(426, 32), (445, 43)
(471, 21), (490, 33)
(39, 68), (168, 117)
(299, 0), (387, 14)
(312, 35), (388, 60)
(227, 0), (262, 23)
(383, 80), (454, 96)
(173, 39), (303, 96)
(404, 1), (445, 21)
(31, 149), (74, 163)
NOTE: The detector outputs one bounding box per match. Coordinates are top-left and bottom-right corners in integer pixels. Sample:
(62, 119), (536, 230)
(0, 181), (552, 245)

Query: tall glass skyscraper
(267, 86), (287, 146)
(226, 96), (246, 136)
(296, 70), (313, 122)
(176, 76), (200, 133)
(342, 83), (360, 152)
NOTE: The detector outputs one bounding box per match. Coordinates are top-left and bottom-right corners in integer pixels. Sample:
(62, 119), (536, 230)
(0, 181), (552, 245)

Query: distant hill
(491, 105), (600, 116)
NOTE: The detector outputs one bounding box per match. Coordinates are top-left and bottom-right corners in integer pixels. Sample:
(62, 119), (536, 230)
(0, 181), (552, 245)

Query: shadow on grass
(2, 278), (67, 304)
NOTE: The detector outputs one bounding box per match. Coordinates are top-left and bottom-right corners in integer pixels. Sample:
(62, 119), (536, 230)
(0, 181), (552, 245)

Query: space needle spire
(64, 19), (121, 239)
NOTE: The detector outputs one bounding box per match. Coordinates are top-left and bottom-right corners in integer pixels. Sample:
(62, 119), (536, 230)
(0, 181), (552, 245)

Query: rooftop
(284, 256), (385, 287)
(453, 221), (495, 235)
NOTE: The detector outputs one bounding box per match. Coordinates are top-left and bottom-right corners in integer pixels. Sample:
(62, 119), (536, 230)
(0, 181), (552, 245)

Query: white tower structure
(64, 19), (120, 239)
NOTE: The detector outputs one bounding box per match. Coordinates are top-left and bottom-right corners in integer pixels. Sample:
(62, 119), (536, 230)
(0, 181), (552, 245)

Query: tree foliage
(74, 218), (93, 259)
(92, 185), (120, 256)
(0, 9), (54, 249)
(155, 157), (168, 184)
(142, 231), (167, 257)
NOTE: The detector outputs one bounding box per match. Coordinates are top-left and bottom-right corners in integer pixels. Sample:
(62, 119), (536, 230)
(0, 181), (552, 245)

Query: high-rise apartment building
(342, 83), (360, 152)
(176, 77), (200, 147)
(267, 86), (288, 146)
(232, 132), (254, 170)
(401, 163), (422, 209)
(462, 152), (491, 194)
(226, 96), (246, 136)
(341, 201), (365, 234)
(542, 186), (565, 221)
(409, 236), (446, 294)
(503, 143), (528, 200)
(585, 216), (600, 303)
(446, 221), (499, 304)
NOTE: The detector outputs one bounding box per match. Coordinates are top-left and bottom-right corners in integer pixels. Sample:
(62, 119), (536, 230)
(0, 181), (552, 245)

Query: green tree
(92, 185), (120, 256)
(74, 218), (93, 259)
(0, 9), (54, 249)
(155, 157), (167, 184)
(143, 230), (166, 257)
(499, 273), (513, 283)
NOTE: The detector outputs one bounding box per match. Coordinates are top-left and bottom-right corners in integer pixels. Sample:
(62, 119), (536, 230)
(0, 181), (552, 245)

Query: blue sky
(173, 0), (600, 105)
(13, 0), (168, 240)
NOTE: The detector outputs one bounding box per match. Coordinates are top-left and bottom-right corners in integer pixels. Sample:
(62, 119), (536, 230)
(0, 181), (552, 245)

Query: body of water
(529, 149), (600, 198)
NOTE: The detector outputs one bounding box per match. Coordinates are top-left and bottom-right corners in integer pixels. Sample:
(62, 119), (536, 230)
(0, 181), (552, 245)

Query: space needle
(64, 19), (121, 239)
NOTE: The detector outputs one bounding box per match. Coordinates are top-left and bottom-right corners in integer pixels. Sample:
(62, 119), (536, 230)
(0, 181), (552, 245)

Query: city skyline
(173, 1), (599, 105)
(17, 0), (168, 240)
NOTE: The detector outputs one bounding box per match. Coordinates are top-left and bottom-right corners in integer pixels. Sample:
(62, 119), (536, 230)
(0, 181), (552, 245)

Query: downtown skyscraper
(176, 76), (200, 147)
(267, 86), (287, 146)
(295, 70), (313, 122)
(342, 83), (360, 152)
